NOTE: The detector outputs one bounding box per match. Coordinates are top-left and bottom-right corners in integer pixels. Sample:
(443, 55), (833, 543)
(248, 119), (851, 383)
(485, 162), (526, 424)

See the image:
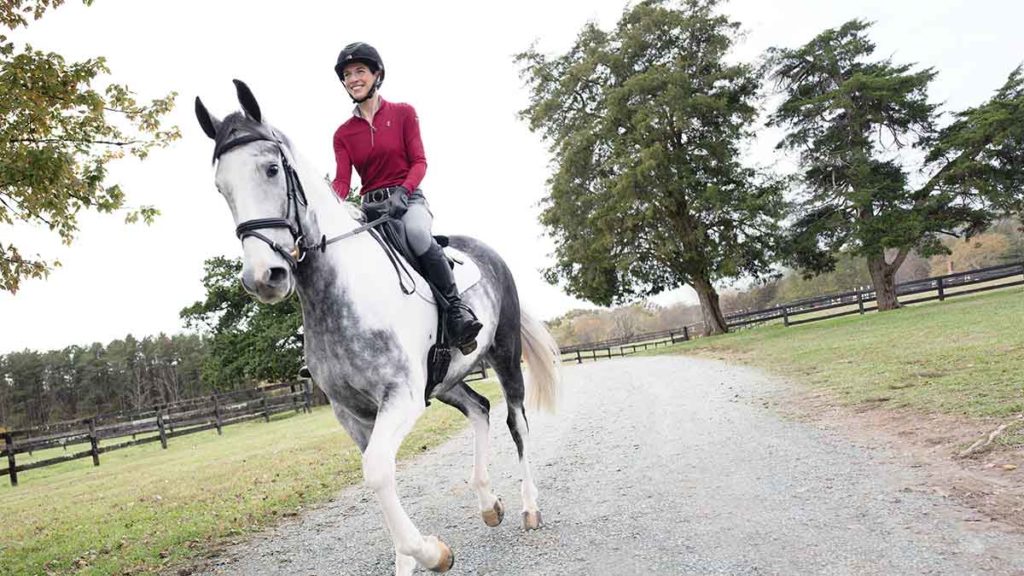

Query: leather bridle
(214, 130), (415, 294)
(215, 130), (390, 271)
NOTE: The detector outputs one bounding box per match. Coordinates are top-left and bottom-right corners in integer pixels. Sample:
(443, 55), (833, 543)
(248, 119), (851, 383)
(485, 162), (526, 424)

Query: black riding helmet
(335, 42), (385, 103)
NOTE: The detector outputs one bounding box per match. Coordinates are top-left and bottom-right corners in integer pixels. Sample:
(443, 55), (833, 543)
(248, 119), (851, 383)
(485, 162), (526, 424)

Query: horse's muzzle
(241, 264), (293, 303)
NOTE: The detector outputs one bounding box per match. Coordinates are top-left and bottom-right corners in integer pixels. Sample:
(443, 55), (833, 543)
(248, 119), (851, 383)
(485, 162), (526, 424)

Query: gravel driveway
(199, 356), (1024, 575)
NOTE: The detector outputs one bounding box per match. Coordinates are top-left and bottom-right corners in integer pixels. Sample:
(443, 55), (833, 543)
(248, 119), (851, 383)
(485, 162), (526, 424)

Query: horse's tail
(520, 309), (562, 413)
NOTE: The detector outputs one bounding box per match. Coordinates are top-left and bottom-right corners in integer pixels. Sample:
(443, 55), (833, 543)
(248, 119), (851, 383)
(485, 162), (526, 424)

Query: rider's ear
(233, 79), (262, 123)
(194, 97), (221, 140)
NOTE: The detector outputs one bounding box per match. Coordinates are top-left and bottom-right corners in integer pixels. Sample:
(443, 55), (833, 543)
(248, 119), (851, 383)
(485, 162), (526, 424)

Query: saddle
(370, 216), (481, 403)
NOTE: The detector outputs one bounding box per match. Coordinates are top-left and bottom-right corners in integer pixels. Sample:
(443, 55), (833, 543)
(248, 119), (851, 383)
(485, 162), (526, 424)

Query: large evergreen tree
(516, 0), (786, 335)
(768, 20), (1024, 309)
(1, 0), (179, 293)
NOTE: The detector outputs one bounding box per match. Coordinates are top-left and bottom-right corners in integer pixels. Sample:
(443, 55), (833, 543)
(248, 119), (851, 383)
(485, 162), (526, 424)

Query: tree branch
(5, 137), (143, 146)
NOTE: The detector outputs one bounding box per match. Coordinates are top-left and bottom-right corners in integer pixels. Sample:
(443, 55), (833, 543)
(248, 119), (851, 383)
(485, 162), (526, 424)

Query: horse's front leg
(364, 391), (454, 575)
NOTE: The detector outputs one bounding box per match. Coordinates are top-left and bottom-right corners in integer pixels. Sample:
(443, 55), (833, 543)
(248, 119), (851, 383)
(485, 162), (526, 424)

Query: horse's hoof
(522, 510), (543, 531)
(428, 537), (455, 573)
(482, 498), (505, 527)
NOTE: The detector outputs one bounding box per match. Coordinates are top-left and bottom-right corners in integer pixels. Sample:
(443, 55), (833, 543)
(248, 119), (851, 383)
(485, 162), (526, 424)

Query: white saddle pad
(414, 247), (482, 304)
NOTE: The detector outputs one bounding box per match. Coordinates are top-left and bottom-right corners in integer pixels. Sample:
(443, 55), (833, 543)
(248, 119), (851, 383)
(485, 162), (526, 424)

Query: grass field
(0, 381), (502, 576)
(651, 287), (1024, 419)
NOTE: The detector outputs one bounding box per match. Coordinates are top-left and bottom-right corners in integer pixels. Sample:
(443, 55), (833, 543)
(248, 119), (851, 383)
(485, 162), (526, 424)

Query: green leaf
(0, 0), (180, 293)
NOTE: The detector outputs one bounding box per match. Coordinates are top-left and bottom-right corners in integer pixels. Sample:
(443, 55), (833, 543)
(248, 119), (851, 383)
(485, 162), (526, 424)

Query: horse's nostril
(268, 267), (289, 285)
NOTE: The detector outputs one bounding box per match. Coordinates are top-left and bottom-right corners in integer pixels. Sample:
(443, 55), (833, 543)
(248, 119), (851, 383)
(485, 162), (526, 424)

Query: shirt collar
(352, 96), (388, 118)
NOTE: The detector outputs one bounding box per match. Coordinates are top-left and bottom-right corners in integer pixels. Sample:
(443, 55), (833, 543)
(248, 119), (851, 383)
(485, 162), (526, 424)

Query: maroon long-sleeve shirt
(331, 98), (427, 200)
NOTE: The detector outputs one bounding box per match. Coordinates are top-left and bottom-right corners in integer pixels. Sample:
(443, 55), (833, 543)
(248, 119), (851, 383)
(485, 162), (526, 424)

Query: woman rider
(331, 42), (482, 354)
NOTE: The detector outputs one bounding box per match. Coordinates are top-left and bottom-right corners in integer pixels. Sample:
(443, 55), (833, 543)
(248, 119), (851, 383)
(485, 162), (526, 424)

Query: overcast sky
(1, 0), (1021, 354)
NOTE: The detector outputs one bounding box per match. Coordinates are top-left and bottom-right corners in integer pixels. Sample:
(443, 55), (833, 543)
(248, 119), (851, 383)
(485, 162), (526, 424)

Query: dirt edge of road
(762, 383), (1024, 531)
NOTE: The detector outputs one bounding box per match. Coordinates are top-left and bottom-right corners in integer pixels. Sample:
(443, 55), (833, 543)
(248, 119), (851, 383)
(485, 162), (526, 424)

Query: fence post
(303, 380), (313, 413)
(213, 395), (223, 436)
(683, 326), (690, 341)
(575, 350), (582, 365)
(4, 432), (17, 487)
(857, 291), (865, 314)
(607, 347), (612, 359)
(782, 306), (790, 327)
(290, 382), (300, 414)
(937, 277), (945, 301)
(261, 395), (270, 423)
(87, 418), (100, 467)
(157, 411), (168, 449)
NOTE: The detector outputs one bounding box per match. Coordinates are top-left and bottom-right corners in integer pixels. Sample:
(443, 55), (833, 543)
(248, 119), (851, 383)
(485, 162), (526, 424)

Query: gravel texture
(198, 356), (1024, 575)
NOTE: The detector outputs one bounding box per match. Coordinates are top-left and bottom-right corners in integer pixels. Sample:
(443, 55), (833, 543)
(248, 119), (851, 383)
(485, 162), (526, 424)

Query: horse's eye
(266, 164), (280, 178)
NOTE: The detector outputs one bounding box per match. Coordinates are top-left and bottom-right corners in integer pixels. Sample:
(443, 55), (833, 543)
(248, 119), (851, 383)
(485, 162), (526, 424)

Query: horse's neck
(292, 162), (400, 331)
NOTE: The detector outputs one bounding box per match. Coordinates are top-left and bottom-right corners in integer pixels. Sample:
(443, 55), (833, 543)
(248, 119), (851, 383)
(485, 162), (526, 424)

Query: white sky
(1, 0), (1021, 354)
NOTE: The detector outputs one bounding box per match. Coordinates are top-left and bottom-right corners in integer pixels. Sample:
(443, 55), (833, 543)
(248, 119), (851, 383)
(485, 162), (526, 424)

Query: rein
(217, 132), (416, 294)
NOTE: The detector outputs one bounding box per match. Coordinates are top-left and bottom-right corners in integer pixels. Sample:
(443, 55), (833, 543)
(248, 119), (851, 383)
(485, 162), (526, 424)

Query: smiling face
(215, 140), (297, 304)
(342, 61), (378, 101)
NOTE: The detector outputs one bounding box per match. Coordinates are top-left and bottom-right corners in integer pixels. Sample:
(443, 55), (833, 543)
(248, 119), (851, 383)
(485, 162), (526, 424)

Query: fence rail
(559, 261), (1024, 363)
(1, 381), (313, 487)
(5, 262), (1018, 486)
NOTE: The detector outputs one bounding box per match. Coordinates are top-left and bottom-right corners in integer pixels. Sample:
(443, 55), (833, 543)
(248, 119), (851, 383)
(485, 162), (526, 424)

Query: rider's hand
(389, 187), (410, 218)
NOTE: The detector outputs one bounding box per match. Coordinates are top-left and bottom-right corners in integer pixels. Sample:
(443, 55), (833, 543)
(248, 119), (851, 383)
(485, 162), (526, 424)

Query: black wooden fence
(1, 381), (312, 487)
(726, 260), (1024, 329)
(560, 261), (1024, 363)
(5, 262), (1017, 485)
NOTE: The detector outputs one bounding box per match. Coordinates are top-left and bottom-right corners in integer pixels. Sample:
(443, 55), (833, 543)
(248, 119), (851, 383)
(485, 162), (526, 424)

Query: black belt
(364, 186), (403, 204)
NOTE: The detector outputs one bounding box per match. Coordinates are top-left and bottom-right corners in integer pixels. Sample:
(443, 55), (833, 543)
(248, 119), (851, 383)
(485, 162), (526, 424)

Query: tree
(1, 0), (179, 293)
(180, 256), (303, 389)
(609, 303), (653, 340)
(4, 350), (45, 427)
(516, 0), (786, 335)
(930, 233), (1011, 276)
(768, 20), (1024, 310)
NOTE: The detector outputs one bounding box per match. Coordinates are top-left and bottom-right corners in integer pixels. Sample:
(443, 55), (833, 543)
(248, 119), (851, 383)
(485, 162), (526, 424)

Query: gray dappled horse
(195, 81), (561, 574)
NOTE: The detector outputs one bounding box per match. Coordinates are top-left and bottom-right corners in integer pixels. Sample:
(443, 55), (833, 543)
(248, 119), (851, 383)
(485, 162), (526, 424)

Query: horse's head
(195, 80), (306, 304)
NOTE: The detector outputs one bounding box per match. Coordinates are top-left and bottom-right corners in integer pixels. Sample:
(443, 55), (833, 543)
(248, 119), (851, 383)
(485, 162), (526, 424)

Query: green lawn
(652, 287), (1024, 418)
(0, 381), (502, 576)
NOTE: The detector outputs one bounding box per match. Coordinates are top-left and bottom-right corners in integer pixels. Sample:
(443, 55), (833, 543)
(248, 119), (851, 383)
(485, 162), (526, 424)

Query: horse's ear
(194, 97), (220, 139)
(233, 79), (262, 123)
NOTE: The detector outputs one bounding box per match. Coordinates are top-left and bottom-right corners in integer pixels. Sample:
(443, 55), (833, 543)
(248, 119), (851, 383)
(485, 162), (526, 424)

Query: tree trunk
(866, 250), (906, 311)
(693, 274), (728, 335)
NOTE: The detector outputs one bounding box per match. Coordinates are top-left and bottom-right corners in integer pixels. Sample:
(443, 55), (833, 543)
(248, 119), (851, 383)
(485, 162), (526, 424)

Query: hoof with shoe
(522, 510), (543, 531)
(427, 536), (455, 573)
(481, 498), (505, 527)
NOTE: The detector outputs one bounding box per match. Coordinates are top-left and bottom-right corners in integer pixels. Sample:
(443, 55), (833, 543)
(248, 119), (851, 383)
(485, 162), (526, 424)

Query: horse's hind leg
(363, 392), (453, 574)
(489, 355), (543, 530)
(437, 381), (504, 527)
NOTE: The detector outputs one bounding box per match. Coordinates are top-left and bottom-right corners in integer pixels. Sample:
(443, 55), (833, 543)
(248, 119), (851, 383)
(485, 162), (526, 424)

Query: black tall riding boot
(418, 242), (483, 354)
